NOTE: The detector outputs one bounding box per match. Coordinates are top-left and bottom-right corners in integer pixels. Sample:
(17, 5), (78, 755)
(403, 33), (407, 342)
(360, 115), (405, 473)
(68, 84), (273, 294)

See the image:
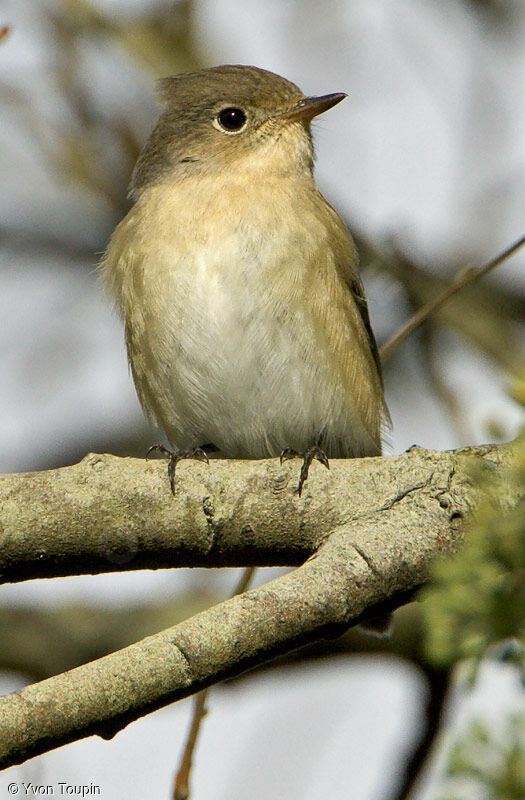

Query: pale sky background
(0, 1), (524, 798)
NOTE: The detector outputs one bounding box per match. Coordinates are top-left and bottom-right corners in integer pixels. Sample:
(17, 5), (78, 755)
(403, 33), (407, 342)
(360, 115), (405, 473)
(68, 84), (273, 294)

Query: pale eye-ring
(214, 107), (247, 134)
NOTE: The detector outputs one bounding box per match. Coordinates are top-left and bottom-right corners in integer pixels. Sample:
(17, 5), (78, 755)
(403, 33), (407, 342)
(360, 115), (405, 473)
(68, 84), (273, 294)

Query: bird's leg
(279, 445), (330, 497)
(146, 444), (209, 495)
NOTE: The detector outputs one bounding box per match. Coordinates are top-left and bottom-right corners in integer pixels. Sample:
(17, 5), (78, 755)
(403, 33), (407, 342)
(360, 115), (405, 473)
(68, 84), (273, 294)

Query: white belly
(162, 256), (333, 455)
(137, 242), (357, 458)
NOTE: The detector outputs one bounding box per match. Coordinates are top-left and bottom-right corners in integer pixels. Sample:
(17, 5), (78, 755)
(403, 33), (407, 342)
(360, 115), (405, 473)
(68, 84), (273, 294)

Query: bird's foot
(146, 444), (209, 494)
(279, 445), (330, 497)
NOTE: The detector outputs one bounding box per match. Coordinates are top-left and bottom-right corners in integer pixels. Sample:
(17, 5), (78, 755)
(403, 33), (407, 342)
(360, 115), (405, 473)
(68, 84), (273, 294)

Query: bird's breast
(104, 178), (379, 457)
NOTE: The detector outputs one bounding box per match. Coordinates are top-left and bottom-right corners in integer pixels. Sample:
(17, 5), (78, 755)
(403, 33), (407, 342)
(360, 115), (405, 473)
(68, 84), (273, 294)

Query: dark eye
(216, 107), (247, 132)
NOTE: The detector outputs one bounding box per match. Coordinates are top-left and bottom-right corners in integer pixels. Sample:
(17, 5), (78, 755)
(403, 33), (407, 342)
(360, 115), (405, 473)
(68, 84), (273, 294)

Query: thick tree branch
(0, 443), (517, 769)
(0, 443), (508, 583)
(0, 520), (453, 769)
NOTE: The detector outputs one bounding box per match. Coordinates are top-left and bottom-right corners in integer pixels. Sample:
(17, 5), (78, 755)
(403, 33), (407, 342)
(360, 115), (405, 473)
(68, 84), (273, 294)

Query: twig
(390, 667), (450, 800)
(172, 568), (256, 800)
(379, 234), (525, 360)
(420, 322), (475, 446)
(172, 690), (208, 800)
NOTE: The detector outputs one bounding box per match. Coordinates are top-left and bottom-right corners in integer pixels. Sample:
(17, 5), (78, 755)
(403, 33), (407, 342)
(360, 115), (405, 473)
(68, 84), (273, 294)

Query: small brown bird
(103, 65), (388, 495)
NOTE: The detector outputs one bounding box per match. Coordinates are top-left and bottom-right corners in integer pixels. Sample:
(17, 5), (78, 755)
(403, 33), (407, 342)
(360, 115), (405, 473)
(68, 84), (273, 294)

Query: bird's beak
(276, 92), (347, 123)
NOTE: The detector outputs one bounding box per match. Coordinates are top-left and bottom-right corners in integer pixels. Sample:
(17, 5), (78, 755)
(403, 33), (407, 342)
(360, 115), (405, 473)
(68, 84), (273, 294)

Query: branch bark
(0, 443), (507, 582)
(0, 442), (514, 769)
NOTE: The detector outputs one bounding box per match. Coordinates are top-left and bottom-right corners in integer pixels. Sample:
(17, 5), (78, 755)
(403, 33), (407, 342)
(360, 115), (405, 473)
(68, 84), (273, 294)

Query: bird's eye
(215, 107), (247, 133)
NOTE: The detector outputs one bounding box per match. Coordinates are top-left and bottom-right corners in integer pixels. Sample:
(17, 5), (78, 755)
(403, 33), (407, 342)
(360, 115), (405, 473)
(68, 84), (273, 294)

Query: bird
(102, 64), (388, 496)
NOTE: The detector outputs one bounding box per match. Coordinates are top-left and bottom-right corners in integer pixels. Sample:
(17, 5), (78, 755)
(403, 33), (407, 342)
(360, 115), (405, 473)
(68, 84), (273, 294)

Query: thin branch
(173, 690), (208, 800)
(379, 234), (525, 360)
(232, 566), (258, 596)
(391, 667), (450, 800)
(172, 568), (256, 800)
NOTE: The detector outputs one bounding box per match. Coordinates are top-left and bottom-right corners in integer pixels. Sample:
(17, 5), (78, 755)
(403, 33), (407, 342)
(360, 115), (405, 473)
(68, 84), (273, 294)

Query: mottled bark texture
(0, 443), (512, 768)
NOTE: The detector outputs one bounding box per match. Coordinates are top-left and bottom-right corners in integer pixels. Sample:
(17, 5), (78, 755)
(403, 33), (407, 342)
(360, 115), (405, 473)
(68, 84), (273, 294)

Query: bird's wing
(347, 274), (383, 386)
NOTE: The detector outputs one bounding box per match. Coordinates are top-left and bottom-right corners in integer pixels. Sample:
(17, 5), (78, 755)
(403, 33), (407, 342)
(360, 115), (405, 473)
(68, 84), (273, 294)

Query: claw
(279, 447), (300, 465)
(146, 445), (209, 495)
(146, 443), (171, 460)
(191, 448), (210, 465)
(279, 445), (330, 496)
